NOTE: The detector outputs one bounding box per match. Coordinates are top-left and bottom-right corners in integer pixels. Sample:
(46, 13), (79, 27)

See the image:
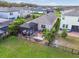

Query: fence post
(77, 51), (79, 55)
(71, 49), (74, 54)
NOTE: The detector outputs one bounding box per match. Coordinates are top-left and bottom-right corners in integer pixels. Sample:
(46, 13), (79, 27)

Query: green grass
(0, 36), (79, 58)
(55, 11), (61, 17)
(25, 13), (44, 22)
(32, 12), (44, 17)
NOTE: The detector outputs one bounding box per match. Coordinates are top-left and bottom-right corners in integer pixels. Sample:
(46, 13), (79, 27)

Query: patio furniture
(33, 36), (44, 42)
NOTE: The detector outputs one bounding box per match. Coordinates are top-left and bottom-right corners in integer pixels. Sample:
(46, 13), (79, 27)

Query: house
(0, 7), (32, 19)
(60, 8), (75, 14)
(60, 9), (79, 32)
(0, 18), (12, 37)
(31, 7), (54, 14)
(20, 22), (38, 36)
(19, 9), (32, 17)
(20, 12), (57, 36)
(31, 7), (47, 14)
(0, 10), (20, 20)
(28, 12), (57, 30)
(14, 7), (32, 17)
(0, 18), (11, 31)
(0, 7), (21, 19)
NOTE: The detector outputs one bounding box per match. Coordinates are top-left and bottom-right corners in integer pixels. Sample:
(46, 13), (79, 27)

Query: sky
(2, 0), (79, 6)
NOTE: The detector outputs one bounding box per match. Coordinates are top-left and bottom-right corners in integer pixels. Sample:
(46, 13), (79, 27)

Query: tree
(43, 28), (56, 46)
(54, 18), (61, 33)
(8, 18), (25, 35)
(42, 18), (61, 46)
(55, 8), (61, 14)
(0, 1), (38, 7)
(32, 15), (36, 19)
(61, 29), (68, 38)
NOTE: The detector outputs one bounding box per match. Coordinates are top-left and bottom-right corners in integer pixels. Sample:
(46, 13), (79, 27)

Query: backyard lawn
(0, 36), (79, 58)
(25, 12), (44, 22)
(55, 11), (61, 17)
(32, 12), (44, 18)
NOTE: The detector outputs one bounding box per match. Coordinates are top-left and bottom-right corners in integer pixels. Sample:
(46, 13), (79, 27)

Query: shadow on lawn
(0, 35), (17, 44)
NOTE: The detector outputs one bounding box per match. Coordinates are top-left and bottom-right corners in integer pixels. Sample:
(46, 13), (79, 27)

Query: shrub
(61, 29), (68, 38)
(43, 28), (56, 46)
(8, 18), (25, 35)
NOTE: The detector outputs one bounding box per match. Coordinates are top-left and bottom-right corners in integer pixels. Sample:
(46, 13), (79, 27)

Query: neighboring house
(60, 9), (79, 32)
(0, 18), (11, 37)
(60, 8), (75, 14)
(0, 18), (11, 31)
(31, 7), (54, 14)
(20, 12), (57, 36)
(0, 7), (20, 19)
(0, 11), (20, 20)
(0, 7), (32, 19)
(31, 7), (47, 14)
(19, 9), (32, 17)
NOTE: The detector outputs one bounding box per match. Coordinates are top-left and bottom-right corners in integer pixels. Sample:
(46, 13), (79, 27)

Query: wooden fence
(57, 45), (79, 55)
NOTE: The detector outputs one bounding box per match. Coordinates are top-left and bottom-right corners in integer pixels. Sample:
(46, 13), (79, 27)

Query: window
(10, 12), (13, 15)
(78, 26), (79, 29)
(41, 25), (46, 28)
(78, 19), (79, 22)
(66, 25), (68, 28)
(62, 24), (65, 28)
(9, 17), (15, 19)
(62, 17), (64, 20)
(62, 24), (68, 28)
(62, 16), (65, 20)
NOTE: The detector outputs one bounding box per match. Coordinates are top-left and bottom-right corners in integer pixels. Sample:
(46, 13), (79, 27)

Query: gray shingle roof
(20, 12), (57, 28)
(63, 9), (79, 16)
(29, 12), (57, 25)
(0, 7), (30, 12)
(0, 18), (12, 28)
(0, 7), (18, 12)
(20, 22), (37, 28)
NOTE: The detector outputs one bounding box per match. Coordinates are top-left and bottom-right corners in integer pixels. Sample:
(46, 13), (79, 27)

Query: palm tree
(43, 28), (56, 46)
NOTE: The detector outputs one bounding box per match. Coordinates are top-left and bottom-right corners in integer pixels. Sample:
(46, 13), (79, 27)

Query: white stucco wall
(27, 20), (53, 31)
(19, 9), (32, 17)
(60, 15), (79, 31)
(0, 11), (20, 19)
(37, 24), (52, 31)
